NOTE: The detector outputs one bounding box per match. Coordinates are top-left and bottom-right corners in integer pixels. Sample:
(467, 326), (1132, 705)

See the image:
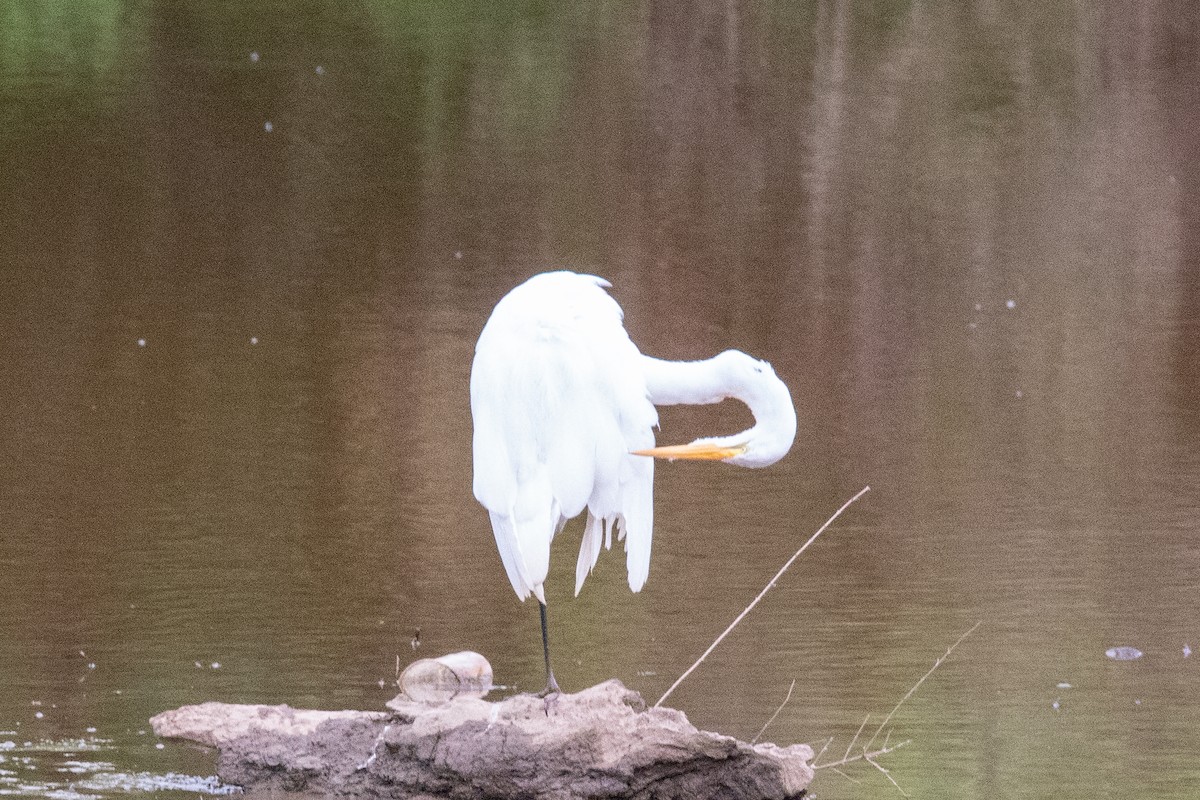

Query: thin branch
(864, 620), (982, 753)
(814, 738), (911, 770)
(812, 736), (833, 765)
(842, 714), (870, 764)
(654, 485), (871, 708)
(866, 751), (911, 797)
(831, 767), (861, 784)
(812, 619), (982, 796)
(752, 678), (796, 743)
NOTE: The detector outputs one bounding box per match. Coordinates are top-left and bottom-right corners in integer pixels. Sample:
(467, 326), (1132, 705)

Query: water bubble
(1051, 699), (1060, 711)
(155, 743), (165, 750)
(136, 338), (146, 347)
(263, 121), (273, 133)
(1105, 646), (1143, 661)
(1006, 299), (1016, 309)
(250, 51), (260, 62)
(1056, 682), (1072, 689)
(210, 662), (221, 670)
(79, 770), (238, 794)
(249, 336), (259, 345)
(315, 65), (325, 75)
(454, 251), (463, 260)
(1184, 644), (1192, 658)
(34, 712), (44, 719)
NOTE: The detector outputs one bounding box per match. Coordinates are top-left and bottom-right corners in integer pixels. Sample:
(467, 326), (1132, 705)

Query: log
(150, 679), (813, 799)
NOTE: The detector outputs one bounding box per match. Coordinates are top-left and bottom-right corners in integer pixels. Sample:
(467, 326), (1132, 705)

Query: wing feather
(619, 454), (655, 592)
(575, 512), (605, 596)
(471, 271), (659, 601)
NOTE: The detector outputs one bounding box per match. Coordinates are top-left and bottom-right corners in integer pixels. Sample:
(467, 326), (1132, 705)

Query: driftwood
(150, 679), (813, 800)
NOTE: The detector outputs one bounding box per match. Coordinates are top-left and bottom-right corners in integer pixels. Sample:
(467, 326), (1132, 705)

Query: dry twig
(866, 750), (910, 796)
(831, 767), (861, 784)
(816, 738), (911, 771)
(752, 678), (796, 743)
(813, 736), (833, 762)
(655, 485), (871, 708)
(864, 620), (982, 753)
(813, 621), (982, 795)
(842, 714), (870, 764)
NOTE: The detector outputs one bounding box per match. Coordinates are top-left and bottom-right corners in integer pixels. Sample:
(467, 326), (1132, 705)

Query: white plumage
(471, 272), (657, 603)
(471, 271), (797, 611)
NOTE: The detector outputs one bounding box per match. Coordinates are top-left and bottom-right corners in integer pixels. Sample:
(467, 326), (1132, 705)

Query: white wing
(471, 272), (658, 603)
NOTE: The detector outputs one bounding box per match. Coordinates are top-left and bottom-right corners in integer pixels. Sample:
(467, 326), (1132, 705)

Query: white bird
(470, 271), (796, 695)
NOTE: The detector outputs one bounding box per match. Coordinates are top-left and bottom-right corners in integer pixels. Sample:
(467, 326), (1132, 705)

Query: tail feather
(575, 512), (606, 596)
(488, 474), (556, 604)
(622, 459), (654, 593)
(489, 512), (535, 601)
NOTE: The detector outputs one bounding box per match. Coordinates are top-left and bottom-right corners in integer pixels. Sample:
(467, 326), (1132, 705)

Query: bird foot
(539, 689), (561, 716)
(536, 675), (562, 716)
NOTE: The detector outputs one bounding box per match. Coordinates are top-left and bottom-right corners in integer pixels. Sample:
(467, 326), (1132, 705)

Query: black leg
(538, 601), (561, 698)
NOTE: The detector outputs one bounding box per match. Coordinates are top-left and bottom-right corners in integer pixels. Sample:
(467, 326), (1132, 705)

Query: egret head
(633, 350), (797, 469)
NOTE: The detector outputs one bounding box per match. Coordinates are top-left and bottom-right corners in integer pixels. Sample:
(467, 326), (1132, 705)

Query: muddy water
(2, 2), (1198, 798)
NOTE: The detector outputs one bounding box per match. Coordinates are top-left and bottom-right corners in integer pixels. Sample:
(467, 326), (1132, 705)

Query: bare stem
(831, 767), (861, 784)
(842, 714), (869, 764)
(863, 620), (982, 753)
(654, 485), (871, 708)
(752, 678), (796, 743)
(814, 738), (910, 770)
(813, 619), (983, 796)
(866, 751), (911, 797)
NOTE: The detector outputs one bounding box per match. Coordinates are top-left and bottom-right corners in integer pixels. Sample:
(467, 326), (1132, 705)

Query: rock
(150, 679), (813, 799)
(150, 703), (391, 749)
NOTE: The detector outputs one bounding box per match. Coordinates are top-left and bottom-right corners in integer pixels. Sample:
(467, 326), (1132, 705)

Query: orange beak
(631, 442), (747, 461)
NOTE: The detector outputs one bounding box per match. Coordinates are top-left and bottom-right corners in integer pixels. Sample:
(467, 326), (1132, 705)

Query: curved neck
(640, 355), (739, 406)
(638, 351), (797, 468)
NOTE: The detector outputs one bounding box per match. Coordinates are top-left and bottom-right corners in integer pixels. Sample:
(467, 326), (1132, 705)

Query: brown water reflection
(1, 2), (1198, 797)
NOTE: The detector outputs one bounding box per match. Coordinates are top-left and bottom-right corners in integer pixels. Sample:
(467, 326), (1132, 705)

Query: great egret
(470, 271), (796, 695)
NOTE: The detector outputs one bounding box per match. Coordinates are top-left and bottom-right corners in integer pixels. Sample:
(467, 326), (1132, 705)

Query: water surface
(2, 2), (1198, 797)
